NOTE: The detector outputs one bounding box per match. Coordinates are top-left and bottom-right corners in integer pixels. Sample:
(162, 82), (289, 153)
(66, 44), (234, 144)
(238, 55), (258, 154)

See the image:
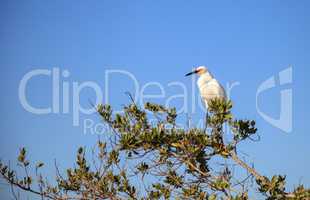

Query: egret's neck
(197, 72), (214, 90)
(198, 71), (213, 84)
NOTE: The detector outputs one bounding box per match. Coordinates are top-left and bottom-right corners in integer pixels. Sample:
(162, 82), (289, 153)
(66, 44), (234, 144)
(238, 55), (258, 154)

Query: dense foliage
(1, 99), (309, 199)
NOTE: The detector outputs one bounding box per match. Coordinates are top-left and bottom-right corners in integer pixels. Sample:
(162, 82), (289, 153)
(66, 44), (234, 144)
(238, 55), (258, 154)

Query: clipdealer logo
(18, 66), (293, 134)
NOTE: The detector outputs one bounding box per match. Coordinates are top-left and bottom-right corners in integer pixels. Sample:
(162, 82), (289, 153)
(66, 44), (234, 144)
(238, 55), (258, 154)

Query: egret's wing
(200, 79), (226, 102)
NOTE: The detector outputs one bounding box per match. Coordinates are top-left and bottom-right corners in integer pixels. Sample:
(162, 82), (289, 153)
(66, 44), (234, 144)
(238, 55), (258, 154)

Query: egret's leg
(204, 110), (208, 132)
(206, 109), (209, 128)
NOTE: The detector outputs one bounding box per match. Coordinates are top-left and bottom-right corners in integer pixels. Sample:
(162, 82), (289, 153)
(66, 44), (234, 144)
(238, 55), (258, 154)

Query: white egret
(185, 66), (226, 106)
(185, 66), (226, 126)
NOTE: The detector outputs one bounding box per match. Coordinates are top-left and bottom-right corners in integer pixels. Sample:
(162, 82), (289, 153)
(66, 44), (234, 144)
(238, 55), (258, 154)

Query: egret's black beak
(185, 70), (196, 76)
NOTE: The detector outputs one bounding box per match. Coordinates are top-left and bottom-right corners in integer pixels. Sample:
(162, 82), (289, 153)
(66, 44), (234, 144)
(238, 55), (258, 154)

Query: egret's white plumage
(186, 66), (226, 108)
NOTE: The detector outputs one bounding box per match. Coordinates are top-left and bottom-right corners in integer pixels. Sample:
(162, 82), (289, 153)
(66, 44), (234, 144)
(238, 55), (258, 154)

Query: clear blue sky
(0, 0), (309, 198)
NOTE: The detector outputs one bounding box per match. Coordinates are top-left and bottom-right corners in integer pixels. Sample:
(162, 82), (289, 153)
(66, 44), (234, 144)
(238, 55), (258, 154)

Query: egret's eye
(196, 68), (203, 74)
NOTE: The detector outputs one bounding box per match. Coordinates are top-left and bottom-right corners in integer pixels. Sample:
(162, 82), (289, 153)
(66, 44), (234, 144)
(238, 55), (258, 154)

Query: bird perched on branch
(185, 66), (226, 126)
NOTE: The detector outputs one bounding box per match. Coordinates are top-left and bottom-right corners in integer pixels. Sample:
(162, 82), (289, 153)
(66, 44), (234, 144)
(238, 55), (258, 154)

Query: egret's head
(185, 66), (207, 76)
